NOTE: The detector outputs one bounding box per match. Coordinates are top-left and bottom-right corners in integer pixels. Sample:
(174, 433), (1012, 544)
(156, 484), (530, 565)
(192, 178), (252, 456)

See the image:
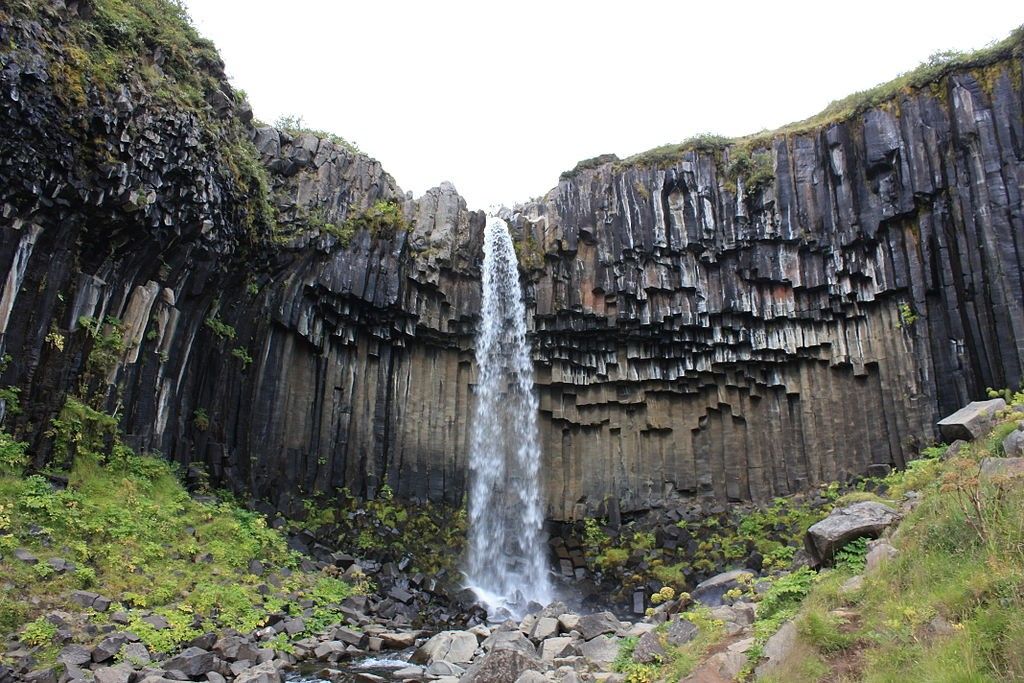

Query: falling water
(465, 216), (552, 617)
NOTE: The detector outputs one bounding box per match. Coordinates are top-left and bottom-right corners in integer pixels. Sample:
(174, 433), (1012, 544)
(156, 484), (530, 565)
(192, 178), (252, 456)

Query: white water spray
(465, 216), (552, 617)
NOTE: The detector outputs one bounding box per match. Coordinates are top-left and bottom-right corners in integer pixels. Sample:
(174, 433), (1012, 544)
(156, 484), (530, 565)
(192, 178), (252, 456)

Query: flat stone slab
(937, 398), (1005, 442)
(805, 501), (900, 565)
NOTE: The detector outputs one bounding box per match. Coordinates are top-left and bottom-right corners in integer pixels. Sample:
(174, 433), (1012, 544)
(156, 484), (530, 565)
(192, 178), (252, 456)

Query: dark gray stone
(161, 647), (216, 677)
(805, 501), (901, 565)
(937, 399), (1006, 442)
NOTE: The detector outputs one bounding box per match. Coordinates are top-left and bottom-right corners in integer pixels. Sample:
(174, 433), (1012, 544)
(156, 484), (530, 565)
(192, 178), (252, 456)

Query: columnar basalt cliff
(2, 3), (1022, 520)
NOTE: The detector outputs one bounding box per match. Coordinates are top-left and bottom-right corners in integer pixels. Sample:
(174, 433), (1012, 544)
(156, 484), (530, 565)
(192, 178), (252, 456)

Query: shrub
(21, 617), (57, 647)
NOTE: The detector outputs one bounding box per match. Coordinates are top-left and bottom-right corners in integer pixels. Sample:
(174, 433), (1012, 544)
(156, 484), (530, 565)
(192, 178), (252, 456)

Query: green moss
(274, 114), (360, 154)
(342, 200), (407, 241)
(560, 153), (620, 180)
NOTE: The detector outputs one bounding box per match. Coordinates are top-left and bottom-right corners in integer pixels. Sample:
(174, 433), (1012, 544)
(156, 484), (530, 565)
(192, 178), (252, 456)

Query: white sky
(184, 0), (1022, 210)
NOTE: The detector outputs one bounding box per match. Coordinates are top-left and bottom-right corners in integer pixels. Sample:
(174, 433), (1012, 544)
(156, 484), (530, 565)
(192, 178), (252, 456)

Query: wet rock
(411, 630), (477, 665)
(378, 632), (416, 649)
(805, 501), (901, 565)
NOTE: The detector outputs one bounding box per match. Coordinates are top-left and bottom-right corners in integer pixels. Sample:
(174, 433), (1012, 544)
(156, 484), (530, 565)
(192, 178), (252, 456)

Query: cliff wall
(2, 2), (1022, 519)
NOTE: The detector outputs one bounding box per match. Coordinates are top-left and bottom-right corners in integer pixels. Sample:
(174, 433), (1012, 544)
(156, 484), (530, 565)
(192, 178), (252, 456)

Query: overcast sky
(184, 1), (1022, 209)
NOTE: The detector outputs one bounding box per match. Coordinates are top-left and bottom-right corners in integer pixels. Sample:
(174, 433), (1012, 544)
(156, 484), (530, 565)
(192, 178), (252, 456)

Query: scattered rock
(13, 548), (37, 564)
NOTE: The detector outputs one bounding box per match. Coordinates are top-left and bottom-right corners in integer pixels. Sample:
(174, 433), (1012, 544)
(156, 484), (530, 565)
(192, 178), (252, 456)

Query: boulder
(937, 399), (1005, 442)
(233, 661), (281, 683)
(378, 632), (416, 649)
(92, 635), (128, 663)
(213, 635), (260, 662)
(692, 569), (754, 606)
(515, 672), (548, 683)
(529, 617), (560, 642)
(664, 617), (699, 647)
(93, 664), (133, 683)
(557, 614), (580, 633)
(865, 539), (898, 572)
(58, 644), (92, 667)
(576, 611), (620, 640)
(410, 630), (477, 665)
(461, 648), (544, 683)
(579, 635), (620, 668)
(484, 630), (537, 657)
(805, 501), (900, 565)
(539, 636), (575, 662)
(120, 642), (151, 666)
(13, 548), (38, 564)
(754, 621), (797, 678)
(980, 457), (1024, 482)
(631, 631), (665, 664)
(161, 647), (216, 677)
(1002, 430), (1024, 457)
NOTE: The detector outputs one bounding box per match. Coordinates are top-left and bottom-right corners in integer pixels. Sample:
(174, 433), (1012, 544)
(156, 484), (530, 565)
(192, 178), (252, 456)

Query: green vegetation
(341, 199), (408, 242)
(8, 0), (279, 242)
(750, 391), (1024, 681)
(896, 301), (919, 328)
(614, 607), (727, 682)
(0, 418), (368, 663)
(295, 486), (466, 577)
(231, 346), (253, 368)
(559, 153), (620, 180)
(583, 26), (1024, 175)
(616, 133), (731, 170)
(274, 114), (360, 154)
(204, 313), (236, 341)
(512, 234), (545, 270)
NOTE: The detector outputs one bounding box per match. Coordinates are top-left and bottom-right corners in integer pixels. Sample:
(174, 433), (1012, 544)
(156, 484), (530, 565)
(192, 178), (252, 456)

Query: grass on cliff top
(562, 24), (1024, 177)
(753, 399), (1024, 682)
(0, 407), (365, 665)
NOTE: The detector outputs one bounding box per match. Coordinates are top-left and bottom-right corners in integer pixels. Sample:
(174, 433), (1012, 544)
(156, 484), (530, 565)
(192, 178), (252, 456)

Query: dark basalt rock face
(2, 3), (1023, 520)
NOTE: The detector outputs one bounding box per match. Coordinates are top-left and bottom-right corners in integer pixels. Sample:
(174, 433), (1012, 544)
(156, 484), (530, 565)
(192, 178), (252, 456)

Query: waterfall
(464, 216), (552, 616)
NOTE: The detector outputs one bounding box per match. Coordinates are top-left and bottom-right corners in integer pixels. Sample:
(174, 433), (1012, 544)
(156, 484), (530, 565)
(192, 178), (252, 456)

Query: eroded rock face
(2, 4), (1024, 520)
